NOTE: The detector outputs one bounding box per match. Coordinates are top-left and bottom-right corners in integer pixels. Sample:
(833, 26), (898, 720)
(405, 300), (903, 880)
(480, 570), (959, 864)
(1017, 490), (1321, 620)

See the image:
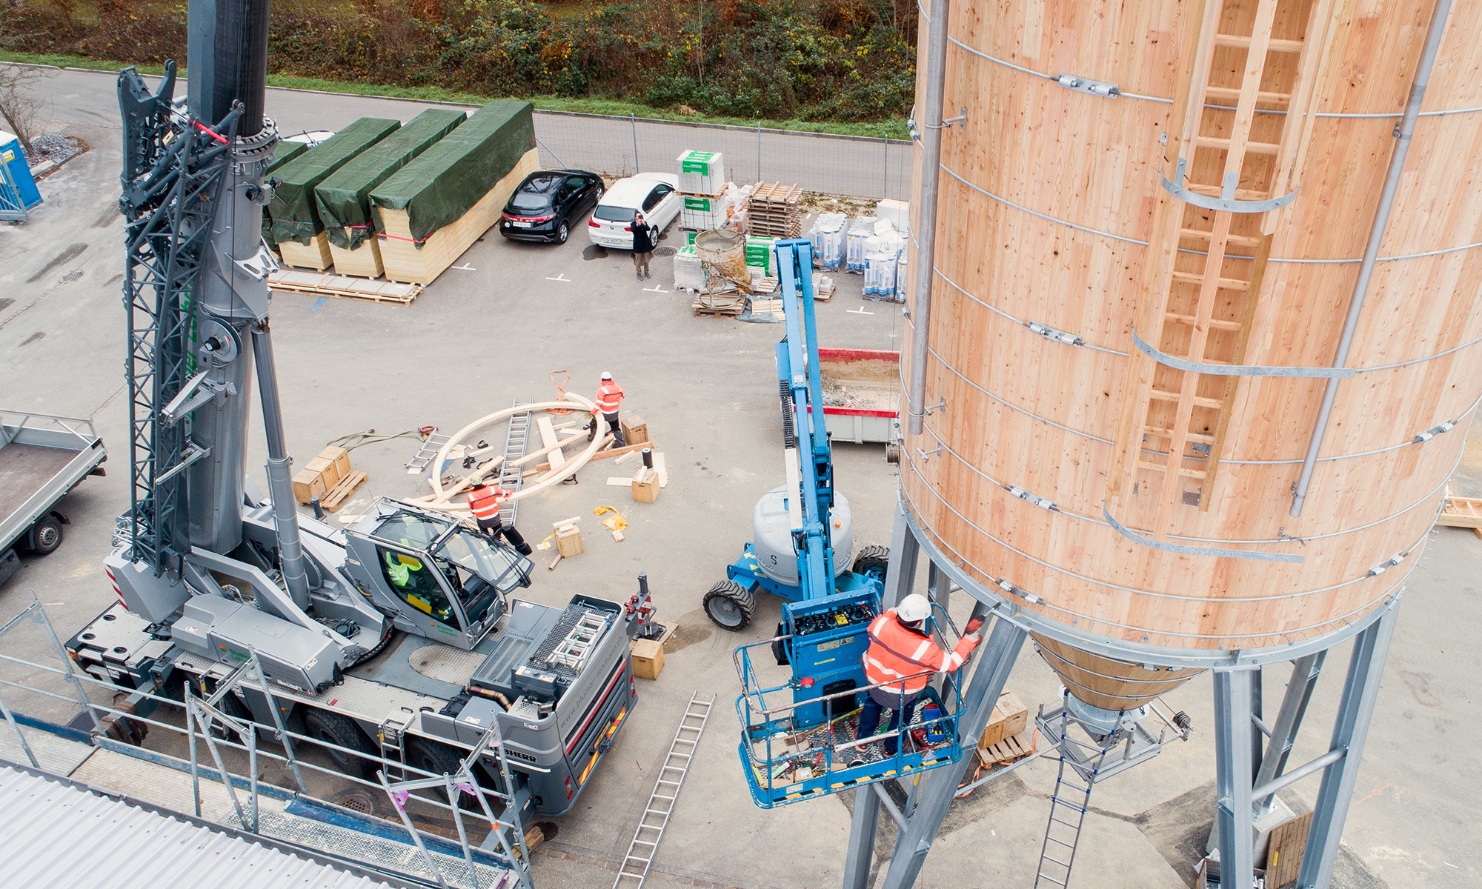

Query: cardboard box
(631, 638), (664, 679)
(631, 467), (660, 504)
(978, 690), (1028, 749)
(621, 414), (650, 446)
(555, 524), (584, 558)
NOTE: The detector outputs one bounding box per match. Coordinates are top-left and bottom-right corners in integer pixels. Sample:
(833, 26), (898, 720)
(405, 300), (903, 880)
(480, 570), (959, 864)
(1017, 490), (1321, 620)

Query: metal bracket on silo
(995, 577), (1043, 605)
(1161, 158), (1299, 213)
(1412, 420), (1455, 442)
(1055, 74), (1121, 98)
(1006, 484), (1059, 512)
(1027, 321), (1085, 347)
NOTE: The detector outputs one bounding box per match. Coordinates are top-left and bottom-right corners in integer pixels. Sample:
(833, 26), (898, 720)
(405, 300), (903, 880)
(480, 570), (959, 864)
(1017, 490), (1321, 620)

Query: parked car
(588, 173), (681, 250)
(499, 169), (605, 244)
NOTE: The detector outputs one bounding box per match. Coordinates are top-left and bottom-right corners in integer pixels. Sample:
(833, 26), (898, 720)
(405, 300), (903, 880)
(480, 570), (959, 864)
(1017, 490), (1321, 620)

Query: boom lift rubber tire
(407, 737), (486, 810)
(25, 515), (63, 556)
(703, 580), (756, 630)
(771, 622), (790, 665)
(304, 709), (379, 779)
(851, 545), (891, 582)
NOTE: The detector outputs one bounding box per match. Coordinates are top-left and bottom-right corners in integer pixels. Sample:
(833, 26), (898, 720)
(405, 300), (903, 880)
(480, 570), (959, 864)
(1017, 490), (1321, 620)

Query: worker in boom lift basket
(587, 371), (626, 447)
(466, 484), (533, 555)
(857, 593), (983, 756)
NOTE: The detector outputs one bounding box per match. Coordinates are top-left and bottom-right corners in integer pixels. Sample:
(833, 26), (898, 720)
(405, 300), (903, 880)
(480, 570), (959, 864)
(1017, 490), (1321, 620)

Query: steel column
(1213, 669), (1258, 889)
(842, 783), (883, 889)
(876, 614), (1027, 889)
(882, 497), (920, 609)
(1297, 600), (1400, 889)
(1252, 652), (1325, 814)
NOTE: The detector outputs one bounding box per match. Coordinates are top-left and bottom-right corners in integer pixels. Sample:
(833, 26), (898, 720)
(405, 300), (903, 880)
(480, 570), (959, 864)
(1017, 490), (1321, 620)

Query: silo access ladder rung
(612, 693), (716, 889)
(1033, 714), (1110, 889)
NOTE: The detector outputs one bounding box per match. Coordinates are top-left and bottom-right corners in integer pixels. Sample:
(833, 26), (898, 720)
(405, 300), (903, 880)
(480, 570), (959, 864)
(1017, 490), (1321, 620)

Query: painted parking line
(451, 263), (476, 271)
(546, 273), (571, 282)
(847, 306), (873, 315)
(310, 296), (327, 313)
(644, 284), (669, 293)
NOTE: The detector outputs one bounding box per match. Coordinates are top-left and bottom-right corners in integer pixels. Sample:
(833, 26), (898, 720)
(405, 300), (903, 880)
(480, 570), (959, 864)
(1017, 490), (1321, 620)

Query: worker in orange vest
(856, 593), (982, 756)
(466, 484), (532, 555)
(587, 371), (626, 447)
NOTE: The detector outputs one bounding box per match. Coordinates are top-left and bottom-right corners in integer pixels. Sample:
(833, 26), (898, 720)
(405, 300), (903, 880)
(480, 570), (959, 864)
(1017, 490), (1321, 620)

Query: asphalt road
(1, 62), (1479, 889)
(18, 65), (912, 200)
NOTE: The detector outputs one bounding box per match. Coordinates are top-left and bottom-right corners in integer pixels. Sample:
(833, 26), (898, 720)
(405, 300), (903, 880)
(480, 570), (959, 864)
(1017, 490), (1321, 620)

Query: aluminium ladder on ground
(612, 693), (716, 889)
(1034, 709), (1110, 889)
(495, 399), (534, 526)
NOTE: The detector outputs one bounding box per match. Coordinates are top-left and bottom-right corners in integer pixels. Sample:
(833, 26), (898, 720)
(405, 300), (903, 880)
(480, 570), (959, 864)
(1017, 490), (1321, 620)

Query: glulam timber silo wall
(901, 0), (1482, 656)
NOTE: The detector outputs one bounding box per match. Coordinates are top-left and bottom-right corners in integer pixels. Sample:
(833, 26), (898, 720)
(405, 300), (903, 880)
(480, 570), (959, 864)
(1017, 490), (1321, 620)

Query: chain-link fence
(533, 111), (914, 201)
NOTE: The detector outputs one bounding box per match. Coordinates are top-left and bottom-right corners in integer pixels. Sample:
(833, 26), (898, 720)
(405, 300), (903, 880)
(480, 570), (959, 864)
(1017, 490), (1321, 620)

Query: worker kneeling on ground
(857, 593), (983, 756)
(466, 484), (533, 555)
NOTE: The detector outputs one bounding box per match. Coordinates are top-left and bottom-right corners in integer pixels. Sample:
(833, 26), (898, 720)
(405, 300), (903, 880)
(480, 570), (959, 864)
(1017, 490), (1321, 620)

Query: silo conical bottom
(1034, 635), (1203, 713)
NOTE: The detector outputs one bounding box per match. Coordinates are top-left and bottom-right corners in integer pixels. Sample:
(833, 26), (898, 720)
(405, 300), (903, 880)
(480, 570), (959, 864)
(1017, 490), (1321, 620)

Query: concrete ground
(1, 69), (1479, 889)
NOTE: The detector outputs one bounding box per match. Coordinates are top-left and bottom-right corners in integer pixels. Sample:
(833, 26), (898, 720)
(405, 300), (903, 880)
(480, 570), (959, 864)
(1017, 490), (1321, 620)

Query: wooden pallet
(748, 182), (803, 238)
(813, 276), (836, 301)
(693, 293), (746, 316)
(1438, 493), (1482, 536)
(976, 728), (1036, 768)
(321, 470), (368, 512)
(269, 270), (422, 305)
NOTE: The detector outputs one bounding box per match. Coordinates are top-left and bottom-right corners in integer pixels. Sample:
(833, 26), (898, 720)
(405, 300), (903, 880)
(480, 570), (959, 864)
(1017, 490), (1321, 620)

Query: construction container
(676, 150), (726, 196)
(900, 0), (1482, 674)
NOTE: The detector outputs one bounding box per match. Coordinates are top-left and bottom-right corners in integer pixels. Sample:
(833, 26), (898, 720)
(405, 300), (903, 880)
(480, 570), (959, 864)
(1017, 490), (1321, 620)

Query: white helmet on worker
(600, 371), (613, 380)
(896, 593), (931, 625)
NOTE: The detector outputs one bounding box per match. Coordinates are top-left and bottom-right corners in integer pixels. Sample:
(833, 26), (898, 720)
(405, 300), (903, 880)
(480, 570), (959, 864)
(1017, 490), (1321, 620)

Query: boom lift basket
(733, 633), (965, 808)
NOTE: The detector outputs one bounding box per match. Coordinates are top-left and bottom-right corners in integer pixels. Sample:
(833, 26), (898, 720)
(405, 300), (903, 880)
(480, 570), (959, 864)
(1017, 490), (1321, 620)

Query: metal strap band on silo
(1133, 332), (1358, 378)
(1102, 505), (1305, 563)
(1160, 158), (1299, 213)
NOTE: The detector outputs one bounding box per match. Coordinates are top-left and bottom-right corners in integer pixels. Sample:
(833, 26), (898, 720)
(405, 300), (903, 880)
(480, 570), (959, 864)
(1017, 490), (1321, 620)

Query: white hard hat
(600, 371), (613, 380)
(896, 594), (931, 624)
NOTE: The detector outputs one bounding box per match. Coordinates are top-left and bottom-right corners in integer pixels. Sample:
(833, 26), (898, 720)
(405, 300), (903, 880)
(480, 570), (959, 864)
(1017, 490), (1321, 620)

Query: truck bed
(0, 443), (77, 517)
(0, 411), (106, 550)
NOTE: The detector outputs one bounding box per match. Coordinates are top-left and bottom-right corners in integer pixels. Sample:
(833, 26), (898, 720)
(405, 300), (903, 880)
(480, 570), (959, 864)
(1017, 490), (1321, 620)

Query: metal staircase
(1033, 711), (1110, 889)
(613, 693), (715, 888)
(1116, 0), (1331, 530)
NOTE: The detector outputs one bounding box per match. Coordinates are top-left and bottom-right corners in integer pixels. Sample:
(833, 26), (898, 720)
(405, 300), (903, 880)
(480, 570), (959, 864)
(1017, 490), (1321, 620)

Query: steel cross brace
(844, 612), (1028, 889)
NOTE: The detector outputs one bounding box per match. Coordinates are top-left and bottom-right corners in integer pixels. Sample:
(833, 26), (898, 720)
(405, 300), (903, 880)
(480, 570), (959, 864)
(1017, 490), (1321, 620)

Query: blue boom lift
(727, 239), (970, 808)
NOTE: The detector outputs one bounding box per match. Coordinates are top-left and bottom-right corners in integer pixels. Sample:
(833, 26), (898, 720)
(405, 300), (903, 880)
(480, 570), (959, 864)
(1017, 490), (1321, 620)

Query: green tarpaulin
(314, 109), (466, 250)
(370, 100), (535, 244)
(267, 117), (400, 246)
(261, 141), (311, 251)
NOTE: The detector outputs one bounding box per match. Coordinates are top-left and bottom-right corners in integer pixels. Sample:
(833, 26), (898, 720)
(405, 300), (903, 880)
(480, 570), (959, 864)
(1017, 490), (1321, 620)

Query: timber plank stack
(268, 118), (401, 270)
(269, 271), (422, 305)
(748, 182), (803, 238)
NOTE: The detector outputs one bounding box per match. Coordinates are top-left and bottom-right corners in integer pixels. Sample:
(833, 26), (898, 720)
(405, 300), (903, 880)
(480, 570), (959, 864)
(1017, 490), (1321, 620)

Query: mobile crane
(65, 0), (645, 820)
(728, 240), (976, 807)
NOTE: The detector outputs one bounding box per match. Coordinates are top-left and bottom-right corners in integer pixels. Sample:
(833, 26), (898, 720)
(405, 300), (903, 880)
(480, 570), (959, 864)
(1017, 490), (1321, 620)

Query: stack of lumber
(315, 108), (467, 278)
(268, 118), (401, 270)
(748, 182), (803, 238)
(372, 100), (538, 286)
(1438, 490), (1482, 539)
(268, 270), (422, 305)
(692, 292), (747, 316)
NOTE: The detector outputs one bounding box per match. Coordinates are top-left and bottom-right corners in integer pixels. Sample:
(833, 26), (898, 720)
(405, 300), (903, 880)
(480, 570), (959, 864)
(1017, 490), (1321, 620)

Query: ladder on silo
(613, 693), (715, 889)
(1116, 0), (1327, 530)
(1033, 710), (1109, 889)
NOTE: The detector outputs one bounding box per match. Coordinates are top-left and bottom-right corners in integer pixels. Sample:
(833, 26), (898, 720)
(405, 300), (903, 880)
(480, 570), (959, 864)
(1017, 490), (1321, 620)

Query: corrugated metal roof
(0, 764), (405, 888)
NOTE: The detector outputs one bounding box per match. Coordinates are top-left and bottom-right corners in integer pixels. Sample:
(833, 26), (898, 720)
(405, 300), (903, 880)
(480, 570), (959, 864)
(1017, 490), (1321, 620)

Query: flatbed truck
(0, 410), (106, 585)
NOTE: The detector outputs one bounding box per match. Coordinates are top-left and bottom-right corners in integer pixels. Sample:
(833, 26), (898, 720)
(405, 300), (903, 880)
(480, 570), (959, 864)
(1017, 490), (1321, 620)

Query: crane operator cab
(344, 501), (534, 651)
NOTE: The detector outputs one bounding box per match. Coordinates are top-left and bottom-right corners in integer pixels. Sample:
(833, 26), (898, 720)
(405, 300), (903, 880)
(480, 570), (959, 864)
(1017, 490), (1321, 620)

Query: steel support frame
(844, 609), (1027, 889)
(1213, 668), (1258, 889)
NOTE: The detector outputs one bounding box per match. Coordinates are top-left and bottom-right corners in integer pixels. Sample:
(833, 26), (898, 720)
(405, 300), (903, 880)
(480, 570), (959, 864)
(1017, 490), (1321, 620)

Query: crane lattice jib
(773, 239), (836, 597)
(116, 64), (243, 573)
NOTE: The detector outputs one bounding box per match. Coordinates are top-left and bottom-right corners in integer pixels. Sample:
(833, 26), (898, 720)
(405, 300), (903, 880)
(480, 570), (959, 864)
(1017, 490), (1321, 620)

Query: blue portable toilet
(0, 132), (43, 210)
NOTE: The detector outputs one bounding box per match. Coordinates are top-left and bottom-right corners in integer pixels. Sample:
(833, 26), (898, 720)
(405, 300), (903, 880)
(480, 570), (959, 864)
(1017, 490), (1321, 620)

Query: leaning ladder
(1033, 711), (1109, 889)
(496, 399), (534, 526)
(613, 693), (716, 889)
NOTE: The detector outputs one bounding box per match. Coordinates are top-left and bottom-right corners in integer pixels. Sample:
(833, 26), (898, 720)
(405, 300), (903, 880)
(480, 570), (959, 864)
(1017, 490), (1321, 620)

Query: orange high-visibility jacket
(466, 486), (505, 522)
(861, 609), (979, 697)
(595, 381), (625, 415)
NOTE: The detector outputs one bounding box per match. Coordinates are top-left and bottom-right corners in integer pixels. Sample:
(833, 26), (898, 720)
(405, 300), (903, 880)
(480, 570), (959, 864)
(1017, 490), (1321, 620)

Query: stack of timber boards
(268, 118), (401, 270)
(261, 140), (310, 255)
(269, 270), (422, 305)
(372, 100), (539, 285)
(748, 182), (803, 238)
(314, 108), (466, 278)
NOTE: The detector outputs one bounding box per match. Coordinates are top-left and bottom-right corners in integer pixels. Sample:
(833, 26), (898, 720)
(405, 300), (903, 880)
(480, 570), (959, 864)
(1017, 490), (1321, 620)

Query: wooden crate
(631, 638), (665, 680)
(1438, 493), (1482, 530)
(328, 237), (383, 278)
(631, 467), (660, 504)
(291, 469), (328, 506)
(621, 414), (650, 446)
(378, 149), (540, 286)
(279, 232), (334, 271)
(978, 690), (1028, 749)
(555, 523), (584, 558)
(1264, 811), (1314, 889)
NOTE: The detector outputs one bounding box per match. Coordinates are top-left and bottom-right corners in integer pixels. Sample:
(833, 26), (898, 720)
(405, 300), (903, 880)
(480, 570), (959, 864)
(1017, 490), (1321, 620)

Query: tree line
(5, 0), (917, 122)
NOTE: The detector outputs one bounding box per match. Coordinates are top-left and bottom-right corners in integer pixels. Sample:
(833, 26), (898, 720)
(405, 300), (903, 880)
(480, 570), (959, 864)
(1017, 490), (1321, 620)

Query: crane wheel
(851, 545), (891, 581)
(703, 580), (756, 631)
(407, 738), (487, 810)
(304, 710), (378, 779)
